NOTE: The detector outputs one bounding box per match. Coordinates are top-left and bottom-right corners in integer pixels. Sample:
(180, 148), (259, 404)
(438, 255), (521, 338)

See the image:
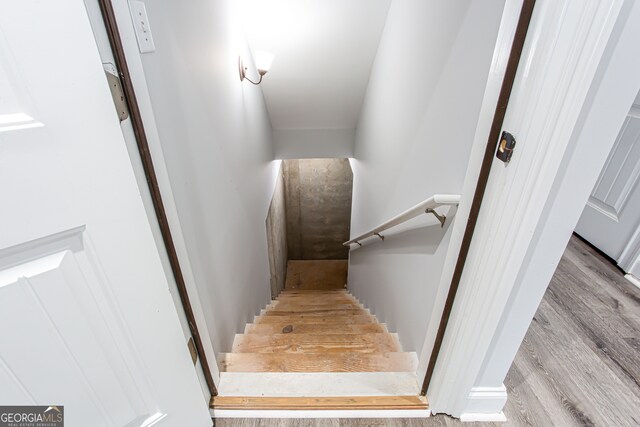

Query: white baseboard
(211, 409), (431, 419)
(459, 385), (508, 422)
(624, 273), (640, 290)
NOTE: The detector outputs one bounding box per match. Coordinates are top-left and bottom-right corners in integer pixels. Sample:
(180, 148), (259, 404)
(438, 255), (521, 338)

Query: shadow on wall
(266, 162), (288, 298)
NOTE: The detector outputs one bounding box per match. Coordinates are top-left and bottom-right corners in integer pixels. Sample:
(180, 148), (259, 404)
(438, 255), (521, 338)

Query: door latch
(496, 131), (516, 164)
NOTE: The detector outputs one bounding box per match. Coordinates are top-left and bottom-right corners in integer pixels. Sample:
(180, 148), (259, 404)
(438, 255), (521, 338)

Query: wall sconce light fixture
(239, 51), (275, 85)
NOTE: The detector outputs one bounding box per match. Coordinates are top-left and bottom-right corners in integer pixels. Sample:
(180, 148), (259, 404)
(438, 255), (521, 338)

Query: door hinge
(187, 337), (198, 365)
(103, 63), (129, 122)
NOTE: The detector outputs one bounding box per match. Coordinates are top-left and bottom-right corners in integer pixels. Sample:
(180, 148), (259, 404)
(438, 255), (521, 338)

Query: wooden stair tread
(245, 323), (388, 335)
(280, 289), (349, 295)
(264, 309), (367, 317)
(211, 395), (428, 410)
(274, 296), (356, 302)
(269, 302), (362, 311)
(232, 333), (400, 353)
(219, 352), (417, 373)
(254, 314), (375, 324)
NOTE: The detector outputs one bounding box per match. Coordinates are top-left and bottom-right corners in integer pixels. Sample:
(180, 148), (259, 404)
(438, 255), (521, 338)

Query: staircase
(220, 289), (417, 372)
(212, 261), (427, 411)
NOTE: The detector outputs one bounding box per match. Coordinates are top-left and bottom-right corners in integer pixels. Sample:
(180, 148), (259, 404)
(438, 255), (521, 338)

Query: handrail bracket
(374, 232), (385, 241)
(426, 208), (446, 228)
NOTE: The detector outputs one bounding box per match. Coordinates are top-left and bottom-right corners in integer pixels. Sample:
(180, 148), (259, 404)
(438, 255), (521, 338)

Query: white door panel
(0, 1), (210, 426)
(576, 101), (640, 264)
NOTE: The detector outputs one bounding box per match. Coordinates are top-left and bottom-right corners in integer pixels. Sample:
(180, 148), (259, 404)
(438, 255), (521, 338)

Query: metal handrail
(343, 194), (461, 247)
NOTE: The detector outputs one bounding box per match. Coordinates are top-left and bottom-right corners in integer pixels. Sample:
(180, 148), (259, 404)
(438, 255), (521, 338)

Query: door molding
(420, 0), (536, 396)
(427, 0), (626, 416)
(96, 0), (217, 397)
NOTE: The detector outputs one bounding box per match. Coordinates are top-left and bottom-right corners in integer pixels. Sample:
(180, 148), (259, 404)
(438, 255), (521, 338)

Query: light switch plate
(129, 1), (155, 53)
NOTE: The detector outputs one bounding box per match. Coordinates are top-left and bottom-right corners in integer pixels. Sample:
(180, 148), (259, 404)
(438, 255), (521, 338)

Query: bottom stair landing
(212, 286), (427, 412)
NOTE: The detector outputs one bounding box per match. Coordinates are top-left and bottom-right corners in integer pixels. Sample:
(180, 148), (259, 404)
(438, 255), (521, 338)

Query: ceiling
(239, 0), (391, 130)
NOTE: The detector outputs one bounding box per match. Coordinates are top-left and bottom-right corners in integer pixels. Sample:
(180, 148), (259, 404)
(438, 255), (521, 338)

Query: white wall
(273, 129), (354, 159)
(137, 0), (277, 355)
(348, 0), (506, 356)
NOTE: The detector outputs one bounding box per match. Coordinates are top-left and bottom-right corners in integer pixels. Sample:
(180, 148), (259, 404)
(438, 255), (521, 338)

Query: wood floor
(216, 236), (640, 426)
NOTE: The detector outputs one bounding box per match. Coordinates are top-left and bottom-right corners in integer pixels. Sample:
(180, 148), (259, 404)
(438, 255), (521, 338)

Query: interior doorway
(266, 158), (353, 298)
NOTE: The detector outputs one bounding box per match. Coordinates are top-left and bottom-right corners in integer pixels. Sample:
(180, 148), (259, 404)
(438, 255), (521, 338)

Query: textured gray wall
(266, 164), (288, 298)
(283, 158), (353, 260)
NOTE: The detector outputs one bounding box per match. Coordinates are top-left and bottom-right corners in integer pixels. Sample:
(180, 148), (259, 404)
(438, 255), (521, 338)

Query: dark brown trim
(97, 0), (217, 397)
(421, 0), (536, 396)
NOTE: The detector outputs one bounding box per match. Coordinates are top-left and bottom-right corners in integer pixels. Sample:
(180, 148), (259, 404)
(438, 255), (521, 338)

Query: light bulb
(254, 50), (275, 75)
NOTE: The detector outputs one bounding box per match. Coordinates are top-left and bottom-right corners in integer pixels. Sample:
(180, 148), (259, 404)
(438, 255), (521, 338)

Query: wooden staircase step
(232, 333), (401, 353)
(279, 289), (348, 294)
(277, 293), (349, 298)
(211, 395), (428, 410)
(263, 309), (367, 317)
(244, 323), (388, 335)
(254, 314), (375, 325)
(269, 303), (362, 312)
(275, 294), (357, 301)
(218, 352), (418, 373)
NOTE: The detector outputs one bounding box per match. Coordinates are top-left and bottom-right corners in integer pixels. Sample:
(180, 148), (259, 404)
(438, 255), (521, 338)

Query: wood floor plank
(502, 360), (556, 427)
(564, 238), (640, 326)
(254, 315), (375, 325)
(219, 352), (417, 373)
(244, 323), (388, 335)
(232, 333), (401, 354)
(545, 269), (640, 400)
(211, 395), (428, 410)
(273, 296), (359, 305)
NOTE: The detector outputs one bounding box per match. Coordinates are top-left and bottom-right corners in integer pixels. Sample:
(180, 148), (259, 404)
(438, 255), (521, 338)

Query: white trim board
(211, 409), (431, 419)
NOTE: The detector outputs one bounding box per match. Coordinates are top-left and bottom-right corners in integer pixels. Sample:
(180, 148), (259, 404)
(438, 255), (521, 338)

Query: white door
(0, 2), (212, 426)
(575, 90), (640, 276)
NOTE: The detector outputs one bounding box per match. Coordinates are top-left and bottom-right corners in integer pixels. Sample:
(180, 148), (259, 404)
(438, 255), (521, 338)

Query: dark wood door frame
(97, 0), (218, 397)
(421, 0), (537, 395)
